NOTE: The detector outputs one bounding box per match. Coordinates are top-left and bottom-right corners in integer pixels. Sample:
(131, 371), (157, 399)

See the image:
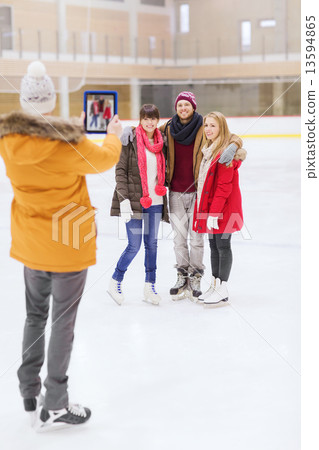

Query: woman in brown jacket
(109, 104), (169, 306)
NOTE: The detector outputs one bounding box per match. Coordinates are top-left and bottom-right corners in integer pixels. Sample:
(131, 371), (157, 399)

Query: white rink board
(90, 116), (301, 140)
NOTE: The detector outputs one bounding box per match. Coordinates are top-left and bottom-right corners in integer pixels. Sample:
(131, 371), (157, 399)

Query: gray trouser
(17, 267), (88, 411)
(169, 191), (204, 273)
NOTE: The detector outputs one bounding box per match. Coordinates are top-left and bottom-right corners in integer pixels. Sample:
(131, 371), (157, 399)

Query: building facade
(0, 0), (301, 118)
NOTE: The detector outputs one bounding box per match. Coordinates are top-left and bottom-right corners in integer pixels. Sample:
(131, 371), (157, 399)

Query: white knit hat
(20, 61), (56, 114)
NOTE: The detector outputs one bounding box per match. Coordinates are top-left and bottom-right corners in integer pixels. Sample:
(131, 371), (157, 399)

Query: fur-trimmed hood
(0, 111), (85, 165)
(0, 111), (85, 142)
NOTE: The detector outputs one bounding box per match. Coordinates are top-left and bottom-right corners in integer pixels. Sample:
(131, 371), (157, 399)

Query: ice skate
(197, 276), (216, 304)
(35, 403), (91, 432)
(24, 393), (44, 426)
(143, 282), (161, 305)
(189, 271), (203, 302)
(203, 278), (229, 305)
(170, 269), (189, 301)
(108, 278), (124, 305)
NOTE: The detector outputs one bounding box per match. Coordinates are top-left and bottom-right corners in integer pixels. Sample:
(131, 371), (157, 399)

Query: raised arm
(219, 133), (247, 165)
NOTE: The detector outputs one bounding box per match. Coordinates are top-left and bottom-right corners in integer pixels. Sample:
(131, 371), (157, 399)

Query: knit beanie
(20, 61), (56, 114)
(174, 91), (197, 111)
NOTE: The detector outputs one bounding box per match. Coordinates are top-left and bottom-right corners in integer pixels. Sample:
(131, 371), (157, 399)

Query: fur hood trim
(0, 111), (85, 144)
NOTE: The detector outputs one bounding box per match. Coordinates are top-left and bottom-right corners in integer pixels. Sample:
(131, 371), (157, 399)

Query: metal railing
(0, 29), (300, 64)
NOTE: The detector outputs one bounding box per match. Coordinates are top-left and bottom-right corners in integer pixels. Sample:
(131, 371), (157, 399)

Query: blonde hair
(203, 111), (242, 161)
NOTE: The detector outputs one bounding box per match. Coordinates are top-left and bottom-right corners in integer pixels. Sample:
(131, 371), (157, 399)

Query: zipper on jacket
(193, 135), (203, 184)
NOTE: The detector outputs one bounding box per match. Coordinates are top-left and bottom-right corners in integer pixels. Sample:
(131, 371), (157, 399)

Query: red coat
(103, 106), (112, 119)
(193, 155), (243, 234)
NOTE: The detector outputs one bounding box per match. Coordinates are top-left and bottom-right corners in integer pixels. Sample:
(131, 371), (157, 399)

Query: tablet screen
(84, 91), (118, 133)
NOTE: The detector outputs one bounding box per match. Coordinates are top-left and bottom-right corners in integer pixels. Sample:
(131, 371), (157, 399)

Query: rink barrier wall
(87, 116), (301, 142)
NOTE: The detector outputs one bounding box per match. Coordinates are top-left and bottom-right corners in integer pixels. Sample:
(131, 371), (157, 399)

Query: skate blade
(188, 294), (202, 303)
(192, 297), (205, 304)
(35, 420), (82, 433)
(171, 289), (190, 301)
(33, 412), (67, 433)
(107, 290), (123, 306)
(204, 298), (229, 307)
(143, 298), (160, 306)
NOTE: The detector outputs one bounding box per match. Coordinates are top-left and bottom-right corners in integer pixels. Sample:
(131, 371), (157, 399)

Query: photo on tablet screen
(84, 91), (118, 133)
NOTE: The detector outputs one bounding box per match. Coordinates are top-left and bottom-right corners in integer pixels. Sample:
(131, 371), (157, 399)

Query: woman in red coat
(193, 112), (244, 304)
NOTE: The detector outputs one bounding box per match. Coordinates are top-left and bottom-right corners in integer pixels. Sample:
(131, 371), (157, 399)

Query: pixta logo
(52, 202), (96, 250)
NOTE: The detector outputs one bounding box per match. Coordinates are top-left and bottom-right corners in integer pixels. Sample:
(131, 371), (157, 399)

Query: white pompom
(27, 61), (46, 78)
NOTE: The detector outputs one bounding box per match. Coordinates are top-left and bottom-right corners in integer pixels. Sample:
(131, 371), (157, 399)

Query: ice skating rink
(0, 117), (300, 450)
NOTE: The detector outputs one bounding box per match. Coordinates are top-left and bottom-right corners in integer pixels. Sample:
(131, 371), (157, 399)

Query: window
(0, 6), (13, 50)
(180, 4), (190, 34)
(141, 0), (165, 5)
(259, 19), (276, 28)
(241, 20), (251, 51)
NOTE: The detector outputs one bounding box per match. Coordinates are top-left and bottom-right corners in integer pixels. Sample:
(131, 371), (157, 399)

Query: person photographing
(0, 61), (122, 431)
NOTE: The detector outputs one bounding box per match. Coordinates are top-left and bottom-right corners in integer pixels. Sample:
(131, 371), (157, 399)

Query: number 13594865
(306, 16), (316, 75)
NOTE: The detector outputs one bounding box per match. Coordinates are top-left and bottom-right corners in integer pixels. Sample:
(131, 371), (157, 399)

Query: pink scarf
(135, 124), (167, 208)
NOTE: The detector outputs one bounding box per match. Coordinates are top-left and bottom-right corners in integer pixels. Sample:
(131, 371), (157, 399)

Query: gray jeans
(169, 191), (204, 273)
(17, 267), (88, 411)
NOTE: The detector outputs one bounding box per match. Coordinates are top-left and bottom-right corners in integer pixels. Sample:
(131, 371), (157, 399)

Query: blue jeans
(112, 205), (163, 283)
(90, 114), (98, 128)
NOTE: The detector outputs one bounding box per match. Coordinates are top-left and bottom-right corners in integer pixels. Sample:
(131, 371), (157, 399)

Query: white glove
(207, 216), (219, 230)
(120, 126), (134, 145)
(120, 199), (133, 223)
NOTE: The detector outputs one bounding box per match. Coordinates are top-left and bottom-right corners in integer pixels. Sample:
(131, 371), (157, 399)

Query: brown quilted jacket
(110, 129), (169, 223)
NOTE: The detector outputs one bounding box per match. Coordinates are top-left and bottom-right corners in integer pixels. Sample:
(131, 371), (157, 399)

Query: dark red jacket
(193, 154), (243, 234)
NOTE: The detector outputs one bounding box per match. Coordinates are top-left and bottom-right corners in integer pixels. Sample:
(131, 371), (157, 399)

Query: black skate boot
(189, 270), (203, 302)
(170, 268), (189, 301)
(36, 403), (91, 432)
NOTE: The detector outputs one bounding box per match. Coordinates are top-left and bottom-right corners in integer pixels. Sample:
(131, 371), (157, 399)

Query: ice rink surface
(0, 126), (300, 449)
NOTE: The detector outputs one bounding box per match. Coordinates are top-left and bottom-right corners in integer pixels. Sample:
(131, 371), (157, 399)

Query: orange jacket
(0, 112), (121, 272)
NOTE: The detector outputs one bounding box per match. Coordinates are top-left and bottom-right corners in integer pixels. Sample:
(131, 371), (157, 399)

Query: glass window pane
(260, 19), (276, 28)
(241, 20), (251, 49)
(0, 6), (13, 50)
(180, 4), (190, 33)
